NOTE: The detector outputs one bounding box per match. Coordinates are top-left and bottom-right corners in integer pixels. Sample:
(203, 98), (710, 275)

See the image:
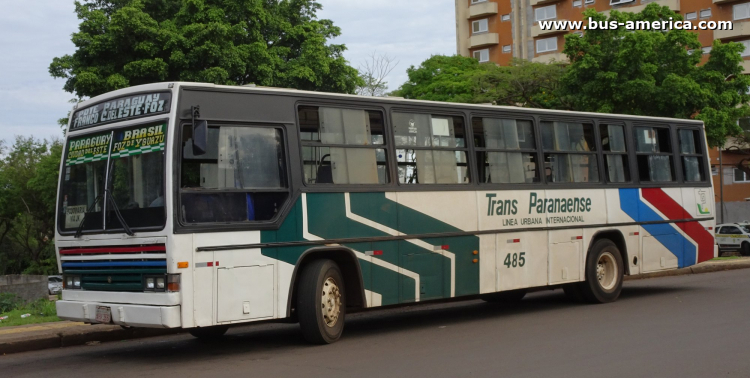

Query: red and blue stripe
(619, 188), (714, 268)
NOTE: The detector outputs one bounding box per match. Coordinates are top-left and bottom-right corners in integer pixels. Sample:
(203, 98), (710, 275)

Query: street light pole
(719, 144), (724, 224)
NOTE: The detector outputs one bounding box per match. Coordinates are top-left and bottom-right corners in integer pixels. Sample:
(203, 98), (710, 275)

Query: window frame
(536, 37), (558, 53)
(734, 168), (750, 183)
(539, 118), (603, 185)
(685, 12), (697, 20)
(700, 8), (711, 18)
(472, 19), (489, 34)
(296, 104), (391, 187)
(599, 122), (632, 184)
(473, 49), (490, 62)
(535, 5), (557, 22)
(633, 124), (678, 184)
(176, 121), (293, 229)
(734, 2), (750, 20)
(678, 127), (707, 183)
(501, 14), (511, 21)
(502, 45), (512, 53)
(472, 115), (541, 186)
(390, 108), (472, 187)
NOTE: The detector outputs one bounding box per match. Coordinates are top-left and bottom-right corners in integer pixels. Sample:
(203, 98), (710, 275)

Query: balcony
(532, 52), (568, 63)
(715, 21), (750, 40)
(468, 1), (498, 18)
(469, 33), (500, 49)
(530, 0), (565, 6)
(602, 0), (679, 15)
(532, 19), (570, 38)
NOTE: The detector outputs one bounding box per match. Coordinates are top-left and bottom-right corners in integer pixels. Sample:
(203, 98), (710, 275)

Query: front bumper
(56, 300), (181, 328)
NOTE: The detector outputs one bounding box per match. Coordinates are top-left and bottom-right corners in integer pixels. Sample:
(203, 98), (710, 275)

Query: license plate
(95, 306), (112, 324)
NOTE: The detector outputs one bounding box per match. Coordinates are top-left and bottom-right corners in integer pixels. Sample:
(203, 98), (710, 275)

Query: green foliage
(559, 4), (750, 146)
(49, 0), (362, 98)
(0, 293), (21, 314)
(0, 137), (62, 275)
(392, 55), (482, 102)
(473, 58), (566, 108)
(0, 298), (61, 327)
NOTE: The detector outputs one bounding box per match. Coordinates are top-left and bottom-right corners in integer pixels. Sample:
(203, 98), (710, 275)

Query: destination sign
(70, 91), (172, 130)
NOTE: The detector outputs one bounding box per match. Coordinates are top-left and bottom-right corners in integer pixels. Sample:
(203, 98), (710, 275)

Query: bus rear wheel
(578, 239), (624, 304)
(297, 259), (346, 344)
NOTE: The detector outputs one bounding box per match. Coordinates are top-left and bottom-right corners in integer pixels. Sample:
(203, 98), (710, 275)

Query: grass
(0, 296), (61, 328)
(712, 256), (744, 261)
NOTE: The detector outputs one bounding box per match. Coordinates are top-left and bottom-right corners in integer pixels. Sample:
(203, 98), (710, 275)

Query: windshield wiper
(73, 189), (134, 237)
(105, 188), (134, 236)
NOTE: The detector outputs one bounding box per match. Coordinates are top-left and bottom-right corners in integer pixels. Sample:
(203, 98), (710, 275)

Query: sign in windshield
(70, 91), (172, 130)
(65, 132), (112, 166)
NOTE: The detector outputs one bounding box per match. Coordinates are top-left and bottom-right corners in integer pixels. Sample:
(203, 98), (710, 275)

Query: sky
(0, 1), (457, 143)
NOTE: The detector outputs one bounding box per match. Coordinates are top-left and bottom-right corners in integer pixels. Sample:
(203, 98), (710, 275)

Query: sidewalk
(2, 257), (749, 355)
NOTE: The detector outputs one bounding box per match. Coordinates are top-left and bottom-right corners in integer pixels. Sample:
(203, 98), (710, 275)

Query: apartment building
(456, 0), (750, 71)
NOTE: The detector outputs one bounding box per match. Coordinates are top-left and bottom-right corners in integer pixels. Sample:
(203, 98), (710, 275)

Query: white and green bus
(55, 82), (716, 343)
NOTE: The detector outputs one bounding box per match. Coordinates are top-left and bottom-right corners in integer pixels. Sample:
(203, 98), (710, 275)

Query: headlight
(156, 277), (165, 290)
(143, 274), (180, 292)
(64, 275), (81, 289)
(146, 277), (156, 290)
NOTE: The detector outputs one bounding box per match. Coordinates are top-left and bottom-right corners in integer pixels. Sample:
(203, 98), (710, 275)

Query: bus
(55, 82), (716, 344)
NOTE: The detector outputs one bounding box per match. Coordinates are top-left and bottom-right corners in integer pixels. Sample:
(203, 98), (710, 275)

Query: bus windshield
(59, 122), (167, 233)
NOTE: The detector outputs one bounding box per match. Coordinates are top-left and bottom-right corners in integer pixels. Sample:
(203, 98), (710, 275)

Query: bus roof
(68, 81), (704, 132)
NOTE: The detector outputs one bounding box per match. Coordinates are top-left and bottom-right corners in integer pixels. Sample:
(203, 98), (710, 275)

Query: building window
(685, 12), (697, 20)
(502, 45), (512, 53)
(700, 8), (712, 18)
(502, 14), (511, 21)
(536, 37), (558, 53)
(574, 31), (584, 37)
(609, 0), (634, 5)
(712, 165), (718, 176)
(734, 168), (750, 183)
(535, 5), (556, 22)
(573, 0), (582, 6)
(471, 0), (488, 3)
(738, 40), (750, 57)
(472, 19), (489, 34)
(585, 0), (595, 4)
(734, 3), (750, 21)
(473, 49), (490, 62)
(702, 46), (712, 54)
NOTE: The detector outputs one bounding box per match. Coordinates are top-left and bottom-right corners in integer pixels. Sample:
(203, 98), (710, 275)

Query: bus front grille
(59, 245), (167, 292)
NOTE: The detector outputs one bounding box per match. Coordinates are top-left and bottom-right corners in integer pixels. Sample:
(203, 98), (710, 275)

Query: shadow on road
(49, 284), (696, 365)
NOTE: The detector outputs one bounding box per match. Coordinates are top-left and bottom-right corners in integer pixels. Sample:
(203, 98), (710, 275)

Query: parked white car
(48, 275), (62, 295)
(715, 223), (750, 256)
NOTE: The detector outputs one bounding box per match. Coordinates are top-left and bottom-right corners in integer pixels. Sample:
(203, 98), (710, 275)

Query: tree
(49, 0), (363, 99)
(392, 55), (482, 102)
(473, 58), (566, 108)
(559, 4), (750, 147)
(356, 52), (398, 97)
(0, 137), (62, 275)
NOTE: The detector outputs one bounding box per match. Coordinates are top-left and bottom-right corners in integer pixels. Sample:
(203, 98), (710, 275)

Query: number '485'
(503, 252), (526, 268)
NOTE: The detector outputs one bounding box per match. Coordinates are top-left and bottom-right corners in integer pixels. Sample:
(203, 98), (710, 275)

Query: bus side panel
(605, 189), (642, 275)
(680, 187), (716, 264)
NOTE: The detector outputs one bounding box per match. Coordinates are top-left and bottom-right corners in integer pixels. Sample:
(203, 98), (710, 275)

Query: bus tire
(579, 239), (624, 304)
(481, 289), (526, 304)
(741, 242), (750, 257)
(189, 325), (229, 340)
(297, 259), (345, 344)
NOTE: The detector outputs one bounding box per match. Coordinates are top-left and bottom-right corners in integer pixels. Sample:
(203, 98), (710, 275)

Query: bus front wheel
(297, 259), (346, 344)
(189, 325), (229, 340)
(579, 239), (624, 304)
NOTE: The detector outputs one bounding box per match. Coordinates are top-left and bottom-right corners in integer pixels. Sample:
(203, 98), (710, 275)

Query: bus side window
(298, 106), (388, 185)
(600, 124), (630, 183)
(541, 121), (599, 183)
(635, 126), (675, 182)
(679, 128), (706, 182)
(392, 112), (470, 185)
(473, 117), (539, 184)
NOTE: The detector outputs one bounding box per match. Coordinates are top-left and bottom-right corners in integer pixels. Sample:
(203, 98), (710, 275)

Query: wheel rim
(321, 277), (342, 328)
(596, 252), (618, 292)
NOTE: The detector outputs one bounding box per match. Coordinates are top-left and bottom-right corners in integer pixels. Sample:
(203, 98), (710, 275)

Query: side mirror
(192, 120), (208, 156)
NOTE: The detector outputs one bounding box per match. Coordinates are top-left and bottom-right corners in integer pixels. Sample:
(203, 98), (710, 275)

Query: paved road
(3, 270), (750, 378)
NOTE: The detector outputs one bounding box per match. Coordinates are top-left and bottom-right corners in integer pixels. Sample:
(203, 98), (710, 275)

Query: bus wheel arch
(588, 230), (630, 276)
(287, 247), (366, 319)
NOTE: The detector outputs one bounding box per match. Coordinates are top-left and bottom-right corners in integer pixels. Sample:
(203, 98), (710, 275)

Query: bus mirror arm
(192, 105), (207, 156)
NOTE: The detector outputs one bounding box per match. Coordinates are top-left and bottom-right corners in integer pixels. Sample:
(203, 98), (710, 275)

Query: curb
(0, 325), (184, 355)
(624, 260), (750, 281)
